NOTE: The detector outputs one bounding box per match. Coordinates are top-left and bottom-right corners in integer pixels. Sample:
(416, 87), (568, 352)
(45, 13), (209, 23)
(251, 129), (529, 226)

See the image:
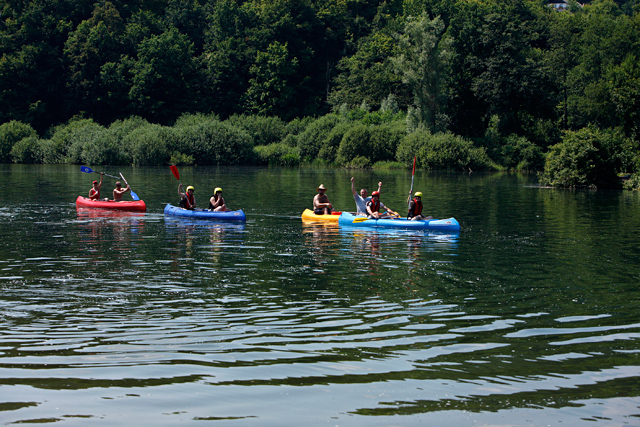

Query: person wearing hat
(351, 177), (382, 215)
(366, 191), (399, 219)
(313, 184), (333, 215)
(407, 191), (432, 220)
(178, 183), (196, 210)
(89, 172), (104, 200)
(208, 187), (229, 211)
(112, 181), (131, 202)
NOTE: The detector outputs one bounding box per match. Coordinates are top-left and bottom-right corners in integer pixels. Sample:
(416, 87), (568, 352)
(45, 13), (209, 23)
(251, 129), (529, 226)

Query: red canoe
(75, 196), (147, 212)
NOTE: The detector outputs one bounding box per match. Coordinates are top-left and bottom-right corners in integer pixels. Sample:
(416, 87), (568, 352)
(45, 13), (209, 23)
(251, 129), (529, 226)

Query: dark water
(0, 164), (639, 426)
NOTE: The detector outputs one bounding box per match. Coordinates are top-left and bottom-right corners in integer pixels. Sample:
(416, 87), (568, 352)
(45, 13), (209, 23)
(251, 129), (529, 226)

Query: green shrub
(0, 121), (37, 163)
(297, 114), (343, 160)
(10, 136), (42, 163)
(397, 130), (492, 171)
(370, 121), (406, 163)
(64, 122), (108, 164)
(172, 120), (254, 165)
(225, 114), (285, 146)
(319, 122), (352, 163)
(539, 126), (628, 188)
(284, 117), (314, 136)
(337, 124), (371, 165)
(501, 135), (544, 171)
(254, 142), (300, 166)
(345, 155), (371, 168)
(125, 124), (172, 166)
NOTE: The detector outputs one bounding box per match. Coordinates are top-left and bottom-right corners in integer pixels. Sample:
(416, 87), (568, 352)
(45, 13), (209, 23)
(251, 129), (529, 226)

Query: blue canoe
(164, 204), (246, 222)
(338, 211), (460, 231)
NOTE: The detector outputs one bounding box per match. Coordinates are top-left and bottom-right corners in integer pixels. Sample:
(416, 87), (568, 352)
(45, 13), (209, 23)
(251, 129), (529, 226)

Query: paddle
(408, 156), (416, 205)
(352, 212), (399, 223)
(119, 172), (139, 201)
(170, 165), (181, 186)
(170, 165), (192, 209)
(80, 165), (120, 179)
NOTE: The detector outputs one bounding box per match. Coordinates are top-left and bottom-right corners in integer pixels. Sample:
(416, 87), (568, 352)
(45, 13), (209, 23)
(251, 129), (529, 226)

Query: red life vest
(367, 199), (380, 213)
(185, 192), (195, 208)
(409, 198), (423, 216)
(89, 188), (100, 200)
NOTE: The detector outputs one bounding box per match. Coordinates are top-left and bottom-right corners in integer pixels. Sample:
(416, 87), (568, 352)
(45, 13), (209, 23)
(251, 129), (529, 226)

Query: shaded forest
(1, 0), (639, 187)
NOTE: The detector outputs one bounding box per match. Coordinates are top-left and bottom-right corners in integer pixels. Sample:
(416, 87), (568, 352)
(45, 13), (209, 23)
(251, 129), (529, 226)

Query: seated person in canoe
(112, 181), (131, 202)
(313, 184), (333, 215)
(351, 177), (382, 215)
(366, 191), (399, 219)
(209, 187), (229, 211)
(178, 184), (196, 210)
(407, 191), (433, 221)
(89, 173), (108, 201)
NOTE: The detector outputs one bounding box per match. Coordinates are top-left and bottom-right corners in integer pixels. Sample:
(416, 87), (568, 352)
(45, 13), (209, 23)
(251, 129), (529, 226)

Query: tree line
(1, 0), (639, 188)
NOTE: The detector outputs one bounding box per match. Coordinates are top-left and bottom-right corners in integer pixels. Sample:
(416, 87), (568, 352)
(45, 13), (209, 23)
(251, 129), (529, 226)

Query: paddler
(178, 184), (196, 210)
(313, 184), (333, 215)
(407, 192), (433, 220)
(112, 181), (131, 202)
(89, 173), (104, 200)
(208, 187), (229, 211)
(351, 177), (382, 215)
(366, 191), (399, 219)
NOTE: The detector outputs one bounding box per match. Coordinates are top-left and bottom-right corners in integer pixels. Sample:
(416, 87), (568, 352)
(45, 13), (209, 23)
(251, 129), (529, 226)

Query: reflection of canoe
(338, 211), (460, 231)
(76, 196), (146, 212)
(76, 207), (145, 219)
(164, 204), (246, 222)
(301, 209), (342, 222)
(164, 216), (246, 232)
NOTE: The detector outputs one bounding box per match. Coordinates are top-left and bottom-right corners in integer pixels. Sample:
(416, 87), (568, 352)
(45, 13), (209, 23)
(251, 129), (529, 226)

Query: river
(0, 164), (639, 426)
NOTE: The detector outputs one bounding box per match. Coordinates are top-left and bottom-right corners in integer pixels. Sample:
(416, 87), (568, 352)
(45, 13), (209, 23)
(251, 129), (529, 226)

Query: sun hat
(317, 184), (327, 191)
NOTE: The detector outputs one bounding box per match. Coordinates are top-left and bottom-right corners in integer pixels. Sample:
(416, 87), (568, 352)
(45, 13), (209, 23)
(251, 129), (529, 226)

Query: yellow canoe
(301, 209), (341, 222)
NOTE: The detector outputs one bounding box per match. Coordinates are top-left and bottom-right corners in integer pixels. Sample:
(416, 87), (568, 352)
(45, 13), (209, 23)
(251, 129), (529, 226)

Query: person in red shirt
(89, 173), (104, 200)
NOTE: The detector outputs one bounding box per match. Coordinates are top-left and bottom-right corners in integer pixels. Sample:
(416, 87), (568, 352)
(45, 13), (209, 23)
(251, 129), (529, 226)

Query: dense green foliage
(1, 0), (639, 187)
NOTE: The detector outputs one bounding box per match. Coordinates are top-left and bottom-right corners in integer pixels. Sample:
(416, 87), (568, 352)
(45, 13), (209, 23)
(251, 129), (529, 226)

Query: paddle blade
(352, 217), (370, 223)
(80, 166), (94, 174)
(130, 190), (140, 201)
(170, 165), (180, 181)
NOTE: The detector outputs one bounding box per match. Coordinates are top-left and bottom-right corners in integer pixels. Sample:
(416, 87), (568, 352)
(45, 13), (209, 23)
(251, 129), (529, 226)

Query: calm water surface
(0, 164), (639, 426)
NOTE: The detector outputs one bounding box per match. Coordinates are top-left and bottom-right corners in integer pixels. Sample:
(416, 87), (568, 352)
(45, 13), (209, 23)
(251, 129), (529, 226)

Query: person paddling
(313, 184), (333, 215)
(366, 191), (399, 219)
(178, 184), (196, 210)
(351, 177), (381, 215)
(89, 173), (104, 200)
(407, 192), (433, 220)
(112, 181), (131, 202)
(209, 187), (229, 211)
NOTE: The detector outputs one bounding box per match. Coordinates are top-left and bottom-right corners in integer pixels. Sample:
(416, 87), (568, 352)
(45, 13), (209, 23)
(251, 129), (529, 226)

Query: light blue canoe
(164, 204), (246, 222)
(338, 211), (460, 231)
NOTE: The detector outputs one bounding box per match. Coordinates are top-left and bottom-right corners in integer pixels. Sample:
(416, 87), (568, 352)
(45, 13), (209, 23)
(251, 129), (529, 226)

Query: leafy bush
(0, 121), (37, 163)
(345, 155), (371, 168)
(172, 120), (254, 165)
(319, 122), (352, 163)
(297, 114), (343, 160)
(254, 142), (300, 166)
(65, 122), (108, 164)
(369, 121), (406, 163)
(125, 124), (172, 166)
(225, 114), (285, 146)
(539, 126), (629, 188)
(44, 118), (103, 164)
(501, 135), (544, 171)
(337, 124), (371, 165)
(397, 130), (492, 171)
(10, 136), (42, 163)
(372, 160), (404, 169)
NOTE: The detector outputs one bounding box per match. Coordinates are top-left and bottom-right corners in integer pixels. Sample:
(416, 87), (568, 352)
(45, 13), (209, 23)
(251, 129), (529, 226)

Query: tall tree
(391, 13), (452, 130)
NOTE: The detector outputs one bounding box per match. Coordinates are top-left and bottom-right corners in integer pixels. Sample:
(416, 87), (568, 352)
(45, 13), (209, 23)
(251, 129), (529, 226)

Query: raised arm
(351, 177), (357, 197)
